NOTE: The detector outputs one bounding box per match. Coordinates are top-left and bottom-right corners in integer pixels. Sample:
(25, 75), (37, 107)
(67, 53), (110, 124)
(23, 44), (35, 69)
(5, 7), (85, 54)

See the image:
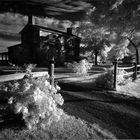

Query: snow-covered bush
(66, 59), (93, 75)
(117, 69), (132, 85)
(0, 64), (64, 130)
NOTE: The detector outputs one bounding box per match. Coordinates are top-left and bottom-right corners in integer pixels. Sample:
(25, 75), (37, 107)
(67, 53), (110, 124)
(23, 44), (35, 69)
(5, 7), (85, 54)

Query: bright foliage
(66, 59), (93, 75)
(0, 65), (64, 130)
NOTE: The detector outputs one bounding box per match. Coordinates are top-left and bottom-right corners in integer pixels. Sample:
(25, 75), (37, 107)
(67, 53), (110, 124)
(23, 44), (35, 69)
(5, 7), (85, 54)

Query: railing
(117, 64), (140, 78)
(113, 61), (140, 89)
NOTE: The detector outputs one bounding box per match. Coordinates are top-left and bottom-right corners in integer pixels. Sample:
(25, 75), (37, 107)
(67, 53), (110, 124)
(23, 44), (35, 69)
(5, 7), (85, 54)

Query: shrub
(66, 59), (93, 75)
(93, 68), (133, 90)
(0, 64), (64, 130)
(93, 70), (114, 90)
(117, 69), (132, 85)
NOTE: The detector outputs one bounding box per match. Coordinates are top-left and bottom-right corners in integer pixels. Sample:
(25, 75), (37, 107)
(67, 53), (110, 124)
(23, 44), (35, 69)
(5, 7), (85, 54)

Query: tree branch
(127, 37), (137, 48)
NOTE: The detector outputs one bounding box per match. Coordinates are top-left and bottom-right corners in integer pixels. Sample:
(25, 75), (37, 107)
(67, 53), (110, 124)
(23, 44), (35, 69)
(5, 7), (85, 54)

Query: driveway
(59, 83), (140, 139)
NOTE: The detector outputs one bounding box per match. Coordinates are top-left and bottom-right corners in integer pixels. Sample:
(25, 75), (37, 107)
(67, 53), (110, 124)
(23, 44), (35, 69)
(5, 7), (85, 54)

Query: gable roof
(19, 24), (36, 34)
(20, 24), (80, 39)
(8, 43), (21, 49)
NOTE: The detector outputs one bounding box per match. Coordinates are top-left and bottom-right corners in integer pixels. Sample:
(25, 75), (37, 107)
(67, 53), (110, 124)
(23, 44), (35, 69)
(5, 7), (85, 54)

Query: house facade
(8, 16), (80, 66)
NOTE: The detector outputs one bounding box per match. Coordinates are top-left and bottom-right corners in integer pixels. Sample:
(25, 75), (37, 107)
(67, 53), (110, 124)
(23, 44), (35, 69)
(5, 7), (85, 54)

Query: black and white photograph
(0, 0), (140, 139)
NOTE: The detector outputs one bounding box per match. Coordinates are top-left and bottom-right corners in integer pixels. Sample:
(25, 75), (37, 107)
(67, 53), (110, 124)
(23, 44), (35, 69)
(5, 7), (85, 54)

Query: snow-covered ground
(117, 78), (140, 98)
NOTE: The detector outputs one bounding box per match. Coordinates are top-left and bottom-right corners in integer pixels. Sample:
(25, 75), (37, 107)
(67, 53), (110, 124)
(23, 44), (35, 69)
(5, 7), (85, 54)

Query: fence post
(113, 59), (118, 90)
(49, 55), (55, 87)
(133, 62), (137, 81)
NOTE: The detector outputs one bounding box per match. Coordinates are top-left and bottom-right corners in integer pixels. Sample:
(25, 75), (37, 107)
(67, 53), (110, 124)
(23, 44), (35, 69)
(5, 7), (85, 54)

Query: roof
(36, 25), (80, 39)
(20, 24), (81, 39)
(8, 43), (21, 49)
(0, 0), (92, 21)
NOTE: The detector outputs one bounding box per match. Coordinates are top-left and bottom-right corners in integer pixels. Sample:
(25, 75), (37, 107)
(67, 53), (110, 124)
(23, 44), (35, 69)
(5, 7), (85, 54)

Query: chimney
(67, 28), (72, 34)
(28, 15), (35, 25)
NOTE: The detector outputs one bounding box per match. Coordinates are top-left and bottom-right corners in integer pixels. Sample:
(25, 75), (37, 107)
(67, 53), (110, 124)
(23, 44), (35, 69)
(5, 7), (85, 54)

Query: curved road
(59, 83), (140, 139)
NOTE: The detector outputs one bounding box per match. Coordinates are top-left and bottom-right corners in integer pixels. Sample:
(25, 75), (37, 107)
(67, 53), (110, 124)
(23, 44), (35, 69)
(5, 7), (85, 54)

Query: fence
(113, 61), (140, 89)
(0, 71), (48, 83)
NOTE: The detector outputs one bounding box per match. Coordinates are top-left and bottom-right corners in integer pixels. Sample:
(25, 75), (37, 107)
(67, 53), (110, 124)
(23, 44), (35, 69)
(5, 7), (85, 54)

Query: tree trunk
(136, 47), (139, 64)
(95, 50), (98, 65)
(127, 38), (139, 64)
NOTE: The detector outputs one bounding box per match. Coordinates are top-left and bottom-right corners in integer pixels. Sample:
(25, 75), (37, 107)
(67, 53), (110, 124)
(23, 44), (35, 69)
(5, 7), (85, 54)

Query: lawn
(0, 67), (116, 140)
(0, 110), (116, 140)
(0, 64), (139, 139)
(117, 78), (140, 98)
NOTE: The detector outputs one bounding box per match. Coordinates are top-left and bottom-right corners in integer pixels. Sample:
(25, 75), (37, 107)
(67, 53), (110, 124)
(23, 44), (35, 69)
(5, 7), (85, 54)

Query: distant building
(8, 16), (80, 66)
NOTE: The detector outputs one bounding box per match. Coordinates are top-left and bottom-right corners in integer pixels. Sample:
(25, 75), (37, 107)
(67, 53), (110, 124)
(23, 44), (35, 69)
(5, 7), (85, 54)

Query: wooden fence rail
(113, 62), (140, 90)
